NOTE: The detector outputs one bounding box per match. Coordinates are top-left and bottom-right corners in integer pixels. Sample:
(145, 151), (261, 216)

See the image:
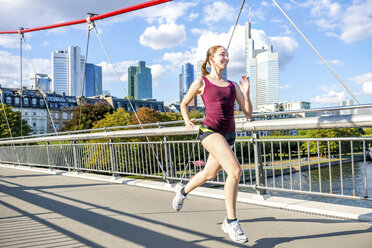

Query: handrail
(1, 114), (372, 145)
(1, 103), (371, 142)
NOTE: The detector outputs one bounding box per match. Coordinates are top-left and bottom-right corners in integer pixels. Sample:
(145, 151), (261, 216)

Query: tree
(301, 128), (363, 155)
(0, 104), (32, 138)
(189, 108), (204, 120)
(364, 128), (372, 136)
(93, 108), (131, 129)
(130, 107), (164, 125)
(62, 102), (113, 131)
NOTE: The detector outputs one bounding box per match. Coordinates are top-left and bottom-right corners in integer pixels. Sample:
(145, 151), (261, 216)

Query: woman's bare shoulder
(192, 77), (205, 87)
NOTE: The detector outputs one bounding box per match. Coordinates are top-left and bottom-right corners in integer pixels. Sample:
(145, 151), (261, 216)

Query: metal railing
(1, 113), (372, 201)
(1, 103), (371, 142)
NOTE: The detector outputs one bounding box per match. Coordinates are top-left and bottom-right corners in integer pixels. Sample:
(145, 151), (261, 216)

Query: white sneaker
(172, 183), (186, 211)
(221, 217), (248, 243)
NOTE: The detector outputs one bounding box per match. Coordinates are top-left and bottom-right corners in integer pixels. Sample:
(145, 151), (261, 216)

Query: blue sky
(0, 0), (371, 108)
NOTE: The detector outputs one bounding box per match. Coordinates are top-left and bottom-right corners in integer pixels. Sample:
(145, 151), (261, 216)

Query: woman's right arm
(180, 77), (204, 130)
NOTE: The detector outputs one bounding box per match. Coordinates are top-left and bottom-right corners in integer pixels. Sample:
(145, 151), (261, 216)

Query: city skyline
(0, 0), (371, 107)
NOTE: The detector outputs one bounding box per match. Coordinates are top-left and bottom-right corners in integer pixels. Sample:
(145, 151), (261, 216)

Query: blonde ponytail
(201, 58), (209, 76)
(200, 45), (224, 77)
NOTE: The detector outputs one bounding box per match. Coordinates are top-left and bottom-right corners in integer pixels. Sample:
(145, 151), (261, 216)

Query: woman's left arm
(234, 75), (253, 117)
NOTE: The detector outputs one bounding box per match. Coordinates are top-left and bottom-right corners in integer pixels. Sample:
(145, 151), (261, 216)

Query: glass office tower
(128, 61), (152, 99)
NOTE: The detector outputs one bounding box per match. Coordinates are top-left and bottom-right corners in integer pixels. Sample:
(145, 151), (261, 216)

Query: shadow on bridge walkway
(0, 166), (371, 248)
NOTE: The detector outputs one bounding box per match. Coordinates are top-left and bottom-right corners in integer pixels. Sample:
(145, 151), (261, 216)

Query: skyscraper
(128, 61), (152, 99)
(30, 73), (51, 92)
(85, 63), (102, 97)
(51, 46), (85, 96)
(245, 20), (279, 110)
(180, 63), (195, 104)
(179, 73), (183, 102)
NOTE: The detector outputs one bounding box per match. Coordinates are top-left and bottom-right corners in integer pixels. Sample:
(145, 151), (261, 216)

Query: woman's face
(210, 47), (229, 70)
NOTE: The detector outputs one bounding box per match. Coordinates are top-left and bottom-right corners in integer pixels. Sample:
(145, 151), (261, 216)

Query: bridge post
(163, 136), (173, 178)
(26, 144), (34, 169)
(252, 131), (266, 195)
(109, 138), (120, 179)
(72, 141), (81, 174)
(46, 141), (54, 171)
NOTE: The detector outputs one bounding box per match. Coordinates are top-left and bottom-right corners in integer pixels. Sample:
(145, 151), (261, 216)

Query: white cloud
(98, 60), (135, 85)
(312, 90), (347, 104)
(269, 36), (299, 69)
(149, 64), (165, 81)
(203, 1), (235, 24)
(362, 82), (372, 95)
(279, 85), (291, 90)
(187, 13), (199, 22)
(317, 59), (344, 66)
(349, 72), (372, 85)
(340, 0), (372, 43)
(349, 72), (372, 96)
(283, 3), (293, 10)
(191, 28), (203, 34)
(162, 52), (185, 66)
(139, 22), (186, 50)
(0, 35), (20, 49)
(0, 51), (50, 89)
(190, 25), (298, 80)
(136, 1), (198, 24)
(192, 26), (244, 79)
(300, 0), (372, 43)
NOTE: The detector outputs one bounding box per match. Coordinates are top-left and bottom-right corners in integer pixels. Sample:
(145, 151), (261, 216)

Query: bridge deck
(0, 166), (371, 248)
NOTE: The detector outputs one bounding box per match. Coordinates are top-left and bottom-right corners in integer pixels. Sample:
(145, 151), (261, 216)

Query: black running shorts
(198, 125), (236, 146)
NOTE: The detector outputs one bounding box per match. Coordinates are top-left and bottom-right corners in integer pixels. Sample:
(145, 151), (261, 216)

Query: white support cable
(38, 88), (70, 167)
(18, 28), (24, 135)
(22, 36), (64, 137)
(227, 0), (245, 50)
(0, 92), (21, 165)
(91, 24), (169, 181)
(22, 35), (70, 167)
(271, 0), (367, 114)
(78, 15), (94, 130)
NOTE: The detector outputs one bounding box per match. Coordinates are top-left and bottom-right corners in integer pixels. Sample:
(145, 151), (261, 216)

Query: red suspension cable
(0, 0), (173, 34)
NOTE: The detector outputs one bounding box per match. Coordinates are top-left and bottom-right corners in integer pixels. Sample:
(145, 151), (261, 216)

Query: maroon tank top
(201, 76), (236, 134)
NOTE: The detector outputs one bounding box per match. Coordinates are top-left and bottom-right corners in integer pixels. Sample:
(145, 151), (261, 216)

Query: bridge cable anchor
(86, 13), (97, 31)
(18, 27), (24, 40)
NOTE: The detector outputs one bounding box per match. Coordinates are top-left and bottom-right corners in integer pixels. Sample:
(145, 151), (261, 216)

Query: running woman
(172, 45), (252, 243)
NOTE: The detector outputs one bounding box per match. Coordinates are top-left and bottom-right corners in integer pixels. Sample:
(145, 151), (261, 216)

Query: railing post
(253, 131), (266, 195)
(109, 138), (120, 179)
(72, 141), (81, 174)
(26, 144), (33, 169)
(46, 141), (53, 171)
(163, 136), (173, 177)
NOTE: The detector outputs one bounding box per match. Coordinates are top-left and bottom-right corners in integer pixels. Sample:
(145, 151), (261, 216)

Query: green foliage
(130, 107), (164, 125)
(0, 104), (32, 138)
(93, 108), (131, 129)
(364, 128), (372, 136)
(62, 102), (113, 131)
(189, 108), (204, 120)
(300, 128), (363, 155)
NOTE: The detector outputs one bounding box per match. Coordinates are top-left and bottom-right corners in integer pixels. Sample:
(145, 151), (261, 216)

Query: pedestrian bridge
(1, 165), (372, 248)
(1, 111), (372, 247)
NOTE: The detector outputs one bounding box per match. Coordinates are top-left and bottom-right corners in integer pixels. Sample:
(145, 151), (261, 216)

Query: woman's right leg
(184, 154), (221, 194)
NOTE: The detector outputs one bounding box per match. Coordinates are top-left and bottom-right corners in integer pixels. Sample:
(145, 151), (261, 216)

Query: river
(240, 161), (372, 208)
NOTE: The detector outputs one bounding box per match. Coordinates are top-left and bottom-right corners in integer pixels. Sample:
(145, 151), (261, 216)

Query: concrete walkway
(0, 166), (372, 248)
